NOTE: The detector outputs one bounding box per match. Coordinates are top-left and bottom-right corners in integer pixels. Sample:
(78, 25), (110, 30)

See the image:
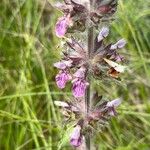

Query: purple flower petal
(108, 107), (117, 116)
(97, 27), (109, 42)
(106, 99), (122, 116)
(116, 39), (126, 49)
(72, 79), (88, 97)
(55, 71), (72, 89)
(54, 61), (67, 70)
(63, 60), (73, 67)
(54, 60), (72, 69)
(70, 125), (82, 147)
(111, 39), (126, 50)
(70, 137), (82, 147)
(55, 16), (70, 38)
(106, 98), (122, 108)
(73, 67), (86, 78)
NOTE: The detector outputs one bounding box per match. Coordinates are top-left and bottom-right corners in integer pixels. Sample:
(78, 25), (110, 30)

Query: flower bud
(98, 5), (112, 14)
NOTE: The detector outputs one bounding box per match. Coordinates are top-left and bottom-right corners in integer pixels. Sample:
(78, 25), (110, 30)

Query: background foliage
(0, 0), (150, 149)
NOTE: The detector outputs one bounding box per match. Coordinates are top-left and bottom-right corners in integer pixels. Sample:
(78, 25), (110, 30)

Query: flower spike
(54, 0), (127, 148)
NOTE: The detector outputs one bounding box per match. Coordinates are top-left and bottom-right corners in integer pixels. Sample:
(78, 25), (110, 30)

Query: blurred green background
(0, 0), (150, 149)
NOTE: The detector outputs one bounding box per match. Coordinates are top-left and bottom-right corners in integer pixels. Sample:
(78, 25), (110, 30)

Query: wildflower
(55, 0), (87, 34)
(54, 60), (72, 70)
(72, 79), (88, 98)
(54, 60), (72, 88)
(55, 70), (72, 89)
(73, 67), (86, 78)
(70, 125), (83, 147)
(97, 27), (109, 42)
(54, 0), (126, 147)
(106, 98), (122, 116)
(72, 67), (88, 98)
(110, 39), (126, 50)
(55, 15), (71, 37)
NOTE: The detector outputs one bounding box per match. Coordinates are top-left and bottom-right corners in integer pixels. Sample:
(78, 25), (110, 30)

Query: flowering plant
(54, 0), (127, 149)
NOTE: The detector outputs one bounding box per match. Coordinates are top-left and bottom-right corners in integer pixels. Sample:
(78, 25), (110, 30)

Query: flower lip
(54, 60), (73, 70)
(116, 39), (126, 48)
(70, 125), (82, 147)
(72, 79), (89, 98)
(97, 27), (109, 42)
(63, 60), (73, 67)
(73, 67), (86, 78)
(110, 39), (126, 50)
(55, 70), (72, 89)
(54, 61), (66, 70)
(108, 107), (117, 116)
(70, 136), (82, 147)
(55, 16), (71, 38)
(106, 98), (122, 108)
(106, 98), (122, 116)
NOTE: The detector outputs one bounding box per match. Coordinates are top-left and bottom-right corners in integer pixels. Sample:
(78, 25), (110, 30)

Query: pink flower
(97, 27), (109, 42)
(72, 78), (88, 98)
(55, 70), (72, 89)
(106, 98), (122, 116)
(70, 125), (83, 147)
(55, 16), (71, 38)
(73, 67), (86, 78)
(110, 39), (126, 50)
(54, 60), (72, 89)
(54, 60), (72, 70)
(72, 67), (88, 97)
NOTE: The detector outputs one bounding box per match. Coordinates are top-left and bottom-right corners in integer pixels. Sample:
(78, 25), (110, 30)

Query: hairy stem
(85, 2), (94, 149)
(84, 0), (95, 149)
(85, 31), (93, 150)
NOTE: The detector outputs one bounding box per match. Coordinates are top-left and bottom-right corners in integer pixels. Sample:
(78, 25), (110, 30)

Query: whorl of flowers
(54, 0), (126, 148)
(55, 0), (118, 37)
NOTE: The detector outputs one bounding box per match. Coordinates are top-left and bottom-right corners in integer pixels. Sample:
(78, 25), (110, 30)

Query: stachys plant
(54, 0), (127, 149)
